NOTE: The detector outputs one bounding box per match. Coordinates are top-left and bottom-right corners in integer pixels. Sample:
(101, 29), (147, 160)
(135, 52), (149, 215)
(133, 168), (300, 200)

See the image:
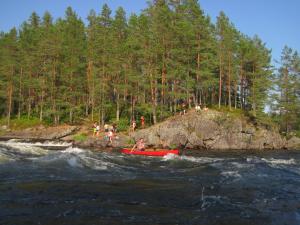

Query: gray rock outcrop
(132, 110), (287, 150)
(287, 136), (300, 150)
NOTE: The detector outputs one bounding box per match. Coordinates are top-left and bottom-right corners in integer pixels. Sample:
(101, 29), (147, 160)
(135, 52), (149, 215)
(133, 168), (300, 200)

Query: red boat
(121, 148), (179, 157)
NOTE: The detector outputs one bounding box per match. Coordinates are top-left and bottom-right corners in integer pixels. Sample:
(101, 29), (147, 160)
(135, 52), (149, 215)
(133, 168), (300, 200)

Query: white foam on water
(30, 145), (122, 171)
(221, 171), (241, 179)
(62, 146), (86, 154)
(162, 153), (180, 161)
(246, 156), (261, 164)
(230, 161), (253, 169)
(7, 139), (24, 143)
(246, 156), (296, 166)
(0, 141), (49, 156)
(164, 155), (226, 164)
(6, 139), (72, 146)
(261, 158), (296, 165)
(42, 141), (72, 146)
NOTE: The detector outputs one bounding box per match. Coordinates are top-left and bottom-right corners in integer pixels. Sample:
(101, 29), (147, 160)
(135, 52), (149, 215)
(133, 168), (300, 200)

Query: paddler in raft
(131, 138), (146, 152)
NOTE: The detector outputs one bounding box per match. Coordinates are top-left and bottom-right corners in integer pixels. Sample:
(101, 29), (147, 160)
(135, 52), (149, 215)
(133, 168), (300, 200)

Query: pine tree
(111, 7), (128, 121)
(60, 7), (86, 123)
(0, 1), (281, 128)
(272, 46), (300, 134)
(18, 12), (42, 119)
(0, 28), (18, 127)
(246, 36), (272, 117)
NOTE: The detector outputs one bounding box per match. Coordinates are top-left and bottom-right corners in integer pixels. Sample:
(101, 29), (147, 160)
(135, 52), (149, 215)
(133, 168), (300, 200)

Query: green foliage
(269, 46), (300, 134)
(0, 0), (297, 134)
(73, 133), (88, 142)
(127, 138), (135, 145)
(110, 118), (129, 132)
(169, 143), (178, 150)
(0, 117), (43, 130)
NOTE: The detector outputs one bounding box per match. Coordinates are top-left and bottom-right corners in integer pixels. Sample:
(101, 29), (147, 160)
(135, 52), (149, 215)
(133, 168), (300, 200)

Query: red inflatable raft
(121, 148), (179, 157)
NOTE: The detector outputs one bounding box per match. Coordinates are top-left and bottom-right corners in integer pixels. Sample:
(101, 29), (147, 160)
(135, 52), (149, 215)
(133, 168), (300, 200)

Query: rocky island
(1, 109), (299, 151)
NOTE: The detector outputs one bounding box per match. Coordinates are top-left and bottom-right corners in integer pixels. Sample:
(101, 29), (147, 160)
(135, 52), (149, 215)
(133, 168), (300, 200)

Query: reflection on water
(0, 141), (300, 225)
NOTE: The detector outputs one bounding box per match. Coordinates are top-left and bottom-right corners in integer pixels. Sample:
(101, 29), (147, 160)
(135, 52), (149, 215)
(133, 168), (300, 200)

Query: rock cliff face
(132, 110), (287, 150)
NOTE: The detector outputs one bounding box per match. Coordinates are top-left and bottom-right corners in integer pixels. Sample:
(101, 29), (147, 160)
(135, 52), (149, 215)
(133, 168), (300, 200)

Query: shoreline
(0, 136), (297, 152)
(1, 110), (300, 151)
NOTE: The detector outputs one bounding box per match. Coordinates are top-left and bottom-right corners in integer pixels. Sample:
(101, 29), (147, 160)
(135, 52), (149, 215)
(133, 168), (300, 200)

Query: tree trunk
(51, 64), (58, 125)
(101, 61), (105, 126)
(228, 53), (232, 110)
(39, 78), (45, 122)
(150, 71), (157, 124)
(234, 81), (238, 109)
(116, 92), (120, 121)
(7, 82), (13, 127)
(196, 34), (201, 105)
(218, 53), (223, 109)
(161, 35), (167, 105)
(69, 108), (73, 124)
(239, 60), (244, 109)
(18, 67), (23, 119)
(252, 64), (256, 116)
(284, 67), (289, 134)
(27, 71), (32, 119)
(87, 61), (94, 121)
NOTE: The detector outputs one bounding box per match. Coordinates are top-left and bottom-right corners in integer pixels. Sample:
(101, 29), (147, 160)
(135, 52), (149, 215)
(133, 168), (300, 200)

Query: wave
(163, 154), (226, 164)
(246, 156), (297, 166)
(221, 171), (241, 178)
(0, 143), (51, 165)
(62, 146), (86, 154)
(32, 146), (111, 171)
(261, 158), (296, 165)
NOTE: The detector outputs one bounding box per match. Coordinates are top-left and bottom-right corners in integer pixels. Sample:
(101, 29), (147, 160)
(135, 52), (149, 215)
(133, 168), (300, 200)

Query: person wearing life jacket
(92, 122), (98, 136)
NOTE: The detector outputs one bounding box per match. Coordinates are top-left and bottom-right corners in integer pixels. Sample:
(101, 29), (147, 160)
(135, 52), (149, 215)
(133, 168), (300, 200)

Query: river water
(0, 140), (300, 225)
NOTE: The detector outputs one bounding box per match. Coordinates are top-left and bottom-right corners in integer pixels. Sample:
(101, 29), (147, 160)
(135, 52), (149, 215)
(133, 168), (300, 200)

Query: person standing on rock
(104, 124), (109, 133)
(92, 122), (98, 137)
(96, 123), (100, 136)
(108, 129), (114, 144)
(140, 116), (145, 128)
(131, 120), (136, 132)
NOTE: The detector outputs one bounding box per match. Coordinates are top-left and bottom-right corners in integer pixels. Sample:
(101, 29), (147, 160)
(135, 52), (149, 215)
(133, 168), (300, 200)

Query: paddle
(130, 144), (136, 152)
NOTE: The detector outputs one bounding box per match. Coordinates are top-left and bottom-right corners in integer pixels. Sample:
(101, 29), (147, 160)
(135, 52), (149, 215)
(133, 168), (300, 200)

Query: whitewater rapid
(0, 140), (300, 225)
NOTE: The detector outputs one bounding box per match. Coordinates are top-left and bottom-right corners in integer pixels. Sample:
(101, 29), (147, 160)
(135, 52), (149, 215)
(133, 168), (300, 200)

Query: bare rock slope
(132, 110), (287, 150)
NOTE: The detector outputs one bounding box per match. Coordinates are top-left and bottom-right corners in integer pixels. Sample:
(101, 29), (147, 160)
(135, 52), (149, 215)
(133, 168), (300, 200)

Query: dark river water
(0, 140), (300, 225)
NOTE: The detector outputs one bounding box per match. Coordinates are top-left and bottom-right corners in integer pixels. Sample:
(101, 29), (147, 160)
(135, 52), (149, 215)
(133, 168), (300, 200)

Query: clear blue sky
(0, 0), (299, 64)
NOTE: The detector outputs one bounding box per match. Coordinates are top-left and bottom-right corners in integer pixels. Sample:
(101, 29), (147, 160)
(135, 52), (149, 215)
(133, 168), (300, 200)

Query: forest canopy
(0, 0), (299, 135)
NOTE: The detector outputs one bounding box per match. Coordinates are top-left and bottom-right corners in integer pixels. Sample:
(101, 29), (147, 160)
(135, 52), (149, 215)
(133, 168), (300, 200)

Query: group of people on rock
(195, 104), (208, 113)
(92, 122), (117, 144)
(92, 115), (146, 144)
(179, 103), (208, 115)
